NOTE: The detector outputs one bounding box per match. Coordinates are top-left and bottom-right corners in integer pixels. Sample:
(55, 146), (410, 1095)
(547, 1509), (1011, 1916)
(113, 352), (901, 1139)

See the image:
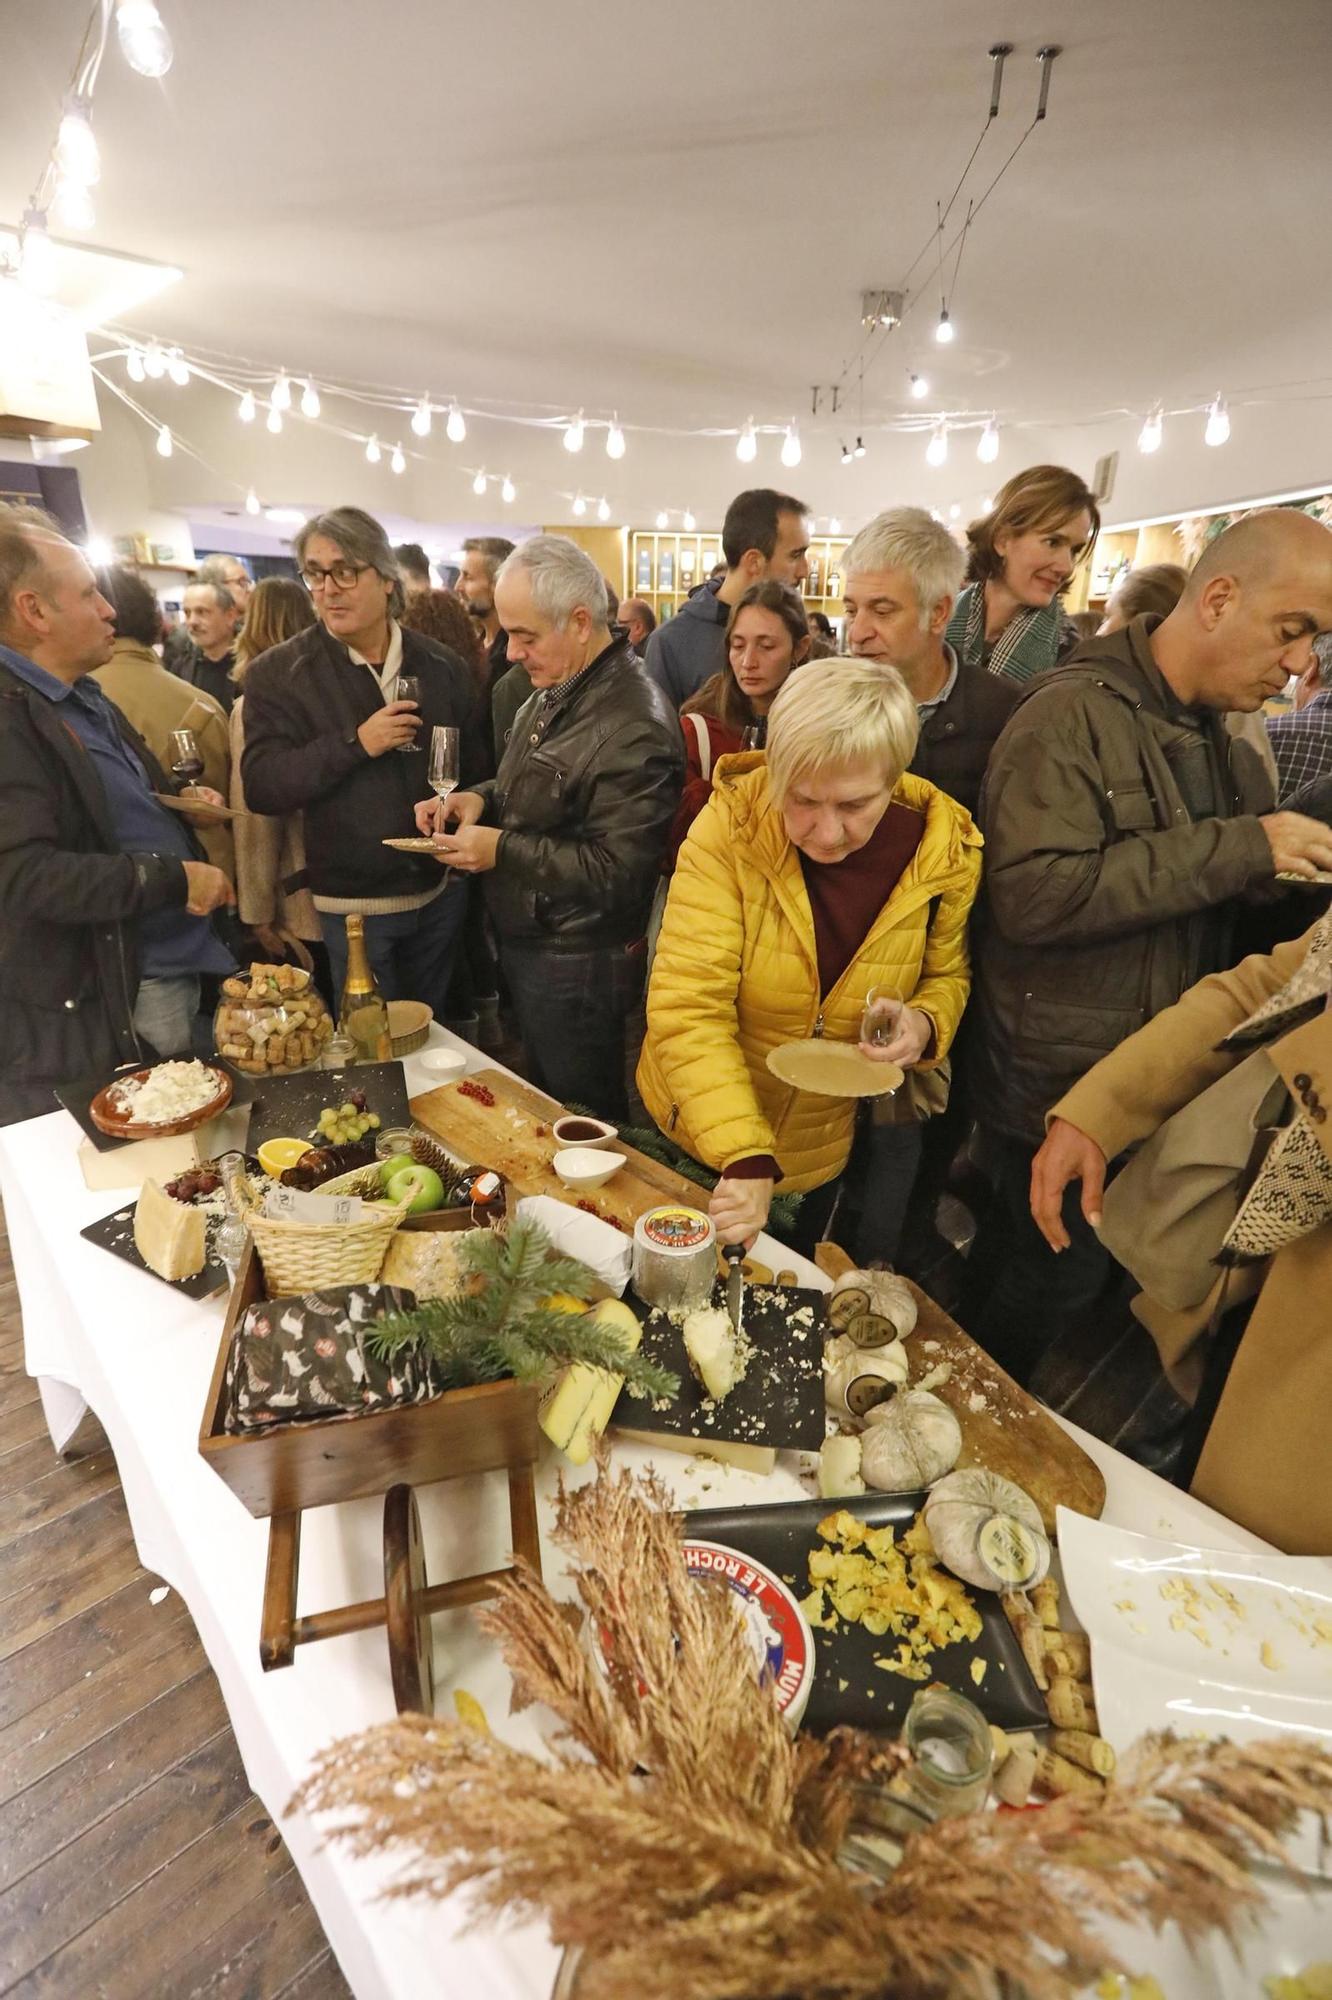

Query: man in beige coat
(1032, 920), (1332, 1554)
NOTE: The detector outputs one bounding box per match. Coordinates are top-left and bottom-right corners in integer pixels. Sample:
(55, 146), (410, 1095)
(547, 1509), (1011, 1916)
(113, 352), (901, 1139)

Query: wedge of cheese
(539, 1298), (642, 1466)
(133, 1177), (206, 1282)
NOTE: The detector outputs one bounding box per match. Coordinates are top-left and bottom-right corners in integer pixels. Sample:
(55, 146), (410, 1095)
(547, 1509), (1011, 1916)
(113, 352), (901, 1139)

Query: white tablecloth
(0, 1030), (1303, 2000)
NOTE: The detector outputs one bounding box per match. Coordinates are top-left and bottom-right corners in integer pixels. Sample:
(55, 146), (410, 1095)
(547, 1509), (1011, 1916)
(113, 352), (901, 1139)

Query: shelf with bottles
(628, 529), (849, 613)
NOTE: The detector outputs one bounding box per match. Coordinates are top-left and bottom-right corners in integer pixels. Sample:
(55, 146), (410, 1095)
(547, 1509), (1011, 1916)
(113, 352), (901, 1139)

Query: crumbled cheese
(111, 1059), (221, 1123)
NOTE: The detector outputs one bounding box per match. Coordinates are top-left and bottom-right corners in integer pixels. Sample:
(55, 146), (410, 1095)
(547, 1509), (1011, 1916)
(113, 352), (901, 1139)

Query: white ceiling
(3, 0), (1332, 535)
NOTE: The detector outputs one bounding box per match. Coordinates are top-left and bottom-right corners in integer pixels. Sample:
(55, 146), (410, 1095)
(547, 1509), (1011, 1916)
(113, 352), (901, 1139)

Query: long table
(0, 1029), (1310, 2000)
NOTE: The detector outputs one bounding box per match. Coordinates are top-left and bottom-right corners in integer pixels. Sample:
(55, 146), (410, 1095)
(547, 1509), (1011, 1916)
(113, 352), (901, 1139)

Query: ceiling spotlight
(829, 517), (842, 536)
(854, 436), (866, 459)
(976, 419), (999, 464)
(564, 411), (585, 453)
(1204, 396), (1230, 447)
(1138, 406), (1163, 454)
(682, 508), (696, 532)
(597, 497), (611, 522)
(116, 0), (174, 77)
(736, 417), (758, 464)
(926, 423), (948, 468)
(655, 510), (669, 530)
(606, 417), (625, 460)
(56, 96), (100, 187)
(142, 339), (166, 380)
(271, 370), (292, 413)
(501, 475), (516, 503)
(237, 389), (256, 423)
(780, 424), (802, 469)
(909, 371), (929, 401)
(52, 176), (95, 231)
(472, 468), (487, 497)
(266, 404), (283, 435)
(840, 441), (853, 465)
(411, 397), (432, 438)
(365, 434), (381, 464)
(125, 346), (146, 383)
(167, 348), (190, 386)
(934, 307), (955, 345)
(390, 442), (406, 474)
(245, 487), (260, 515)
(155, 424), (172, 458)
(573, 493), (587, 517)
(446, 401), (466, 443)
(300, 379), (320, 419)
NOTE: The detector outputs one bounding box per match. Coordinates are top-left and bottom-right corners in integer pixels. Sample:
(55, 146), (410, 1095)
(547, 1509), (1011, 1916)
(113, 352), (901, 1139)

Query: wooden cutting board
(410, 1069), (708, 1237)
(816, 1243), (1106, 1532)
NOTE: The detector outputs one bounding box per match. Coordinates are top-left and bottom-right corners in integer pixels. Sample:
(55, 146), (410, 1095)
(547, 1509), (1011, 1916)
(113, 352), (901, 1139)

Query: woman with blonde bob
(947, 463), (1100, 685)
(638, 657), (982, 1255)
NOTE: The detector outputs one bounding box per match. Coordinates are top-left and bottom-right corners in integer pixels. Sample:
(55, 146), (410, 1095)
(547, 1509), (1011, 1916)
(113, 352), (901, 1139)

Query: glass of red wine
(391, 674), (421, 753)
(168, 727), (205, 787)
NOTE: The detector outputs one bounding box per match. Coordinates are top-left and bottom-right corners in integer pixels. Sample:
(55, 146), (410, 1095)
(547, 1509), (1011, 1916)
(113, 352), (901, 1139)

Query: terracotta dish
(765, 1039), (904, 1098)
(89, 1063), (234, 1139)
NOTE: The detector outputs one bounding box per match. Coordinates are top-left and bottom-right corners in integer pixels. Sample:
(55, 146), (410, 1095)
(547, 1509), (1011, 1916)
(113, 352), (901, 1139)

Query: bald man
(960, 506), (1332, 1383)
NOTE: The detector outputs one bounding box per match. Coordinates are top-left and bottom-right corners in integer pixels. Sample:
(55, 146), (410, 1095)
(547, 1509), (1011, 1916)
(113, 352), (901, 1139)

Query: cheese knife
(722, 1241), (745, 1337)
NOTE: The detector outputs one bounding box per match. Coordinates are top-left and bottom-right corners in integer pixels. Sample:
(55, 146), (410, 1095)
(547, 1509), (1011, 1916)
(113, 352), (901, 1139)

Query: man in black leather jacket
(418, 535), (683, 1118)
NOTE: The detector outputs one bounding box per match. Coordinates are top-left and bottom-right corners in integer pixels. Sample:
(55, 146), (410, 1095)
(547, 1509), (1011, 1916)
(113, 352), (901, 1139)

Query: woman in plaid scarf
(946, 465), (1100, 686)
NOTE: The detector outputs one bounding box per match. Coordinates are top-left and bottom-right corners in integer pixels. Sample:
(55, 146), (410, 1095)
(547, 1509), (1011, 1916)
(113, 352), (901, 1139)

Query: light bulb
(1205, 396), (1230, 447)
(781, 424), (802, 468)
(949, 503), (961, 520)
(411, 396), (432, 438)
(1138, 407), (1163, 454)
(606, 417), (625, 460)
(85, 534), (113, 567)
(573, 493), (587, 516)
(245, 487), (260, 516)
(909, 372), (929, 400)
(167, 348), (190, 386)
(926, 423), (948, 468)
(840, 442), (853, 465)
(52, 176), (95, 231)
(472, 469), (487, 497)
(736, 417), (757, 464)
(126, 346), (146, 383)
(300, 379), (320, 419)
(390, 442), (406, 474)
(682, 509), (696, 532)
(501, 476), (516, 503)
(655, 510), (669, 530)
(116, 0), (173, 77)
(266, 404), (283, 435)
(237, 389), (256, 423)
(829, 517), (842, 536)
(143, 340), (166, 380)
(446, 401), (466, 443)
(977, 419), (999, 464)
(597, 497), (611, 522)
(56, 99), (100, 187)
(365, 434), (381, 464)
(982, 495), (993, 511)
(156, 424), (172, 458)
(564, 411), (585, 453)
(271, 370), (292, 412)
(934, 307), (954, 345)
(854, 435), (866, 459)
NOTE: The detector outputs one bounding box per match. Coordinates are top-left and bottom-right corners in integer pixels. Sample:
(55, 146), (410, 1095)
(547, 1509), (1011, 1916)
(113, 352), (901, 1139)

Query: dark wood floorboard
(0, 1200), (352, 1999)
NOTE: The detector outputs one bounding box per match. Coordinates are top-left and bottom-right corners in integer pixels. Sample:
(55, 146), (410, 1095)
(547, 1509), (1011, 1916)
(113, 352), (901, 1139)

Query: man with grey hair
(242, 505), (484, 1012)
(1266, 630), (1332, 802)
(197, 553), (252, 621)
(417, 534), (683, 1117)
(844, 506), (1019, 818)
(180, 578), (240, 713)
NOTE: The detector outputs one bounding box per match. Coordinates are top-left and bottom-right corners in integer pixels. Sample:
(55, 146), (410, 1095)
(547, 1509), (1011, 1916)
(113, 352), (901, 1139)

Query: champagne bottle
(339, 915), (391, 1062)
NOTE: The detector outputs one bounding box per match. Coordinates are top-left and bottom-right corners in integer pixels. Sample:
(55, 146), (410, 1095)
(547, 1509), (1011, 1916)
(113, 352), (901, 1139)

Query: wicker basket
(388, 1000), (433, 1057)
(243, 1192), (408, 1293)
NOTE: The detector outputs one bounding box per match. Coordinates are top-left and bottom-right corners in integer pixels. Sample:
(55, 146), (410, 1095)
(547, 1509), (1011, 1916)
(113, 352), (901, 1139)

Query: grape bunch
(164, 1166), (221, 1204)
(312, 1088), (381, 1147)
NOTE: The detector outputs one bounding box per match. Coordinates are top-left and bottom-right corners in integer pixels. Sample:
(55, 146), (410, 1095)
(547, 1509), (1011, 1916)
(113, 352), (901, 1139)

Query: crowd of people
(1, 468), (1330, 1548)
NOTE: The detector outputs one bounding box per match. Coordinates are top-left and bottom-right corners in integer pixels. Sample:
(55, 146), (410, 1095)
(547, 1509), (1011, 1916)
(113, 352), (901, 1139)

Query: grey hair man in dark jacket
(417, 535), (683, 1119)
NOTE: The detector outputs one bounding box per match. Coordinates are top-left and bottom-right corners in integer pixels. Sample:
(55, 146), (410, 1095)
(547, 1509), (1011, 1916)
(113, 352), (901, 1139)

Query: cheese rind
(133, 1177), (206, 1281)
(539, 1298), (642, 1465)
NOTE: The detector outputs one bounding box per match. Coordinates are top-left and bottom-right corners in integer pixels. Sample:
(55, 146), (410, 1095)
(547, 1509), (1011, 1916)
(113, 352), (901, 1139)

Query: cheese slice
(133, 1177), (206, 1282)
(539, 1298), (642, 1466)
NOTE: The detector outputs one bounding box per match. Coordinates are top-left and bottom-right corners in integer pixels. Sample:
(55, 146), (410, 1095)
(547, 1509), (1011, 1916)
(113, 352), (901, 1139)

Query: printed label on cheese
(682, 1539), (815, 1725)
(977, 1513), (1050, 1589)
(639, 1205), (712, 1252)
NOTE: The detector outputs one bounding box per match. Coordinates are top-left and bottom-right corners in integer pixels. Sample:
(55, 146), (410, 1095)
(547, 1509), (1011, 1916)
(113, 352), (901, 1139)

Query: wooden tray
(411, 1068), (707, 1235)
(90, 1063), (234, 1140)
(816, 1244), (1106, 1533)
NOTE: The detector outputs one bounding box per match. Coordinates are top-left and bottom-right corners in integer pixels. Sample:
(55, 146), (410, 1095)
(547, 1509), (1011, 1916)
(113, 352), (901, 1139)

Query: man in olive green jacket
(963, 507), (1332, 1381)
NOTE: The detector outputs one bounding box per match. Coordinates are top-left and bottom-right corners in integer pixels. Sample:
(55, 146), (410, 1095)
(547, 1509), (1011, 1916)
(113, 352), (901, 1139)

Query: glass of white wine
(860, 983), (904, 1049)
(428, 725), (460, 846)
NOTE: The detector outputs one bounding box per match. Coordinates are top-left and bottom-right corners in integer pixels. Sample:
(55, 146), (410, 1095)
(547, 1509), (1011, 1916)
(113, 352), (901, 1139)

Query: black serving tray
(80, 1200), (229, 1299)
(242, 1059), (411, 1157)
(612, 1282), (826, 1453)
(683, 1490), (1048, 1736)
(56, 1060), (256, 1154)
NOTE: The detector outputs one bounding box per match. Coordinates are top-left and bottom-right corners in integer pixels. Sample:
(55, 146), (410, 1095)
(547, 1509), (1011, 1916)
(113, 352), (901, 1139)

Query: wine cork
(1045, 1676), (1098, 1733)
(1032, 1576), (1062, 1629)
(1050, 1728), (1117, 1778)
(992, 1742), (1038, 1807)
(1043, 1630), (1092, 1681)
(988, 1724), (1012, 1769)
(1001, 1591), (1050, 1692)
(1034, 1747), (1105, 1798)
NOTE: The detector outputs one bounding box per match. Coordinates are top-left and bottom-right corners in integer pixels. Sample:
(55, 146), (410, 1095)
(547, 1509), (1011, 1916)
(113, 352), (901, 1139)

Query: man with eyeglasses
(241, 506), (484, 1011)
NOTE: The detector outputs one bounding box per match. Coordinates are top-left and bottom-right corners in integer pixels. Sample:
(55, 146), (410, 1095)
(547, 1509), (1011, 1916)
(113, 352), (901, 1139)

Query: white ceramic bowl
(418, 1047), (467, 1080)
(552, 1146), (626, 1191)
(551, 1115), (619, 1150)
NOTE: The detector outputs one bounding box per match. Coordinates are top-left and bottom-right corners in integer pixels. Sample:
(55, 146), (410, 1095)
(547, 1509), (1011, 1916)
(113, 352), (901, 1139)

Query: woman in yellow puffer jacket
(637, 657), (982, 1254)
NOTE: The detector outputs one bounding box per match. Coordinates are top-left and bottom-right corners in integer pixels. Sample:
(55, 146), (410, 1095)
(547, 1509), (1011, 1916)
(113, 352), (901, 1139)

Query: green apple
(384, 1163), (446, 1214)
(378, 1153), (416, 1190)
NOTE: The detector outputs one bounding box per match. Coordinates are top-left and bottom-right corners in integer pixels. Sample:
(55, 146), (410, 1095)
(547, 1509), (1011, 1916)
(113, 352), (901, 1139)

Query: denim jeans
(501, 939), (646, 1121)
(321, 884), (466, 1020)
(133, 973), (201, 1059)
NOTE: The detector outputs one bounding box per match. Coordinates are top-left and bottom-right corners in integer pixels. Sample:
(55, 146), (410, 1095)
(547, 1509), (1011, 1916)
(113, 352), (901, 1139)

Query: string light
(563, 411), (585, 453)
(909, 372), (929, 400)
(271, 370), (292, 413)
(18, 210), (56, 293)
(977, 419), (999, 464)
(266, 404), (283, 435)
(390, 442), (406, 474)
(682, 508), (696, 532)
(125, 346), (146, 384)
(237, 389), (256, 423)
(854, 436), (866, 459)
(52, 177), (95, 230)
(167, 347), (190, 386)
(1204, 395), (1230, 447)
(934, 307), (955, 345)
(840, 441), (853, 465)
(300, 379), (320, 419)
(573, 493), (587, 516)
(55, 96), (100, 187)
(597, 497), (611, 522)
(606, 417), (625, 460)
(245, 487), (260, 515)
(829, 517), (842, 536)
(780, 424), (802, 468)
(411, 396), (432, 438)
(655, 510), (669, 530)
(115, 0), (174, 77)
(736, 417), (758, 464)
(446, 401), (466, 443)
(1138, 406), (1163, 454)
(926, 423), (948, 468)
(472, 469), (487, 497)
(142, 339), (166, 379)
(155, 424), (172, 458)
(501, 475), (516, 503)
(365, 434), (381, 464)
(949, 503), (961, 520)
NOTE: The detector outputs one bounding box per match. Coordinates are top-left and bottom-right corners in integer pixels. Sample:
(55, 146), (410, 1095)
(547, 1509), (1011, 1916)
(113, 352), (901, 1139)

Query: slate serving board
(683, 1489), (1048, 1736)
(612, 1282), (827, 1453)
(243, 1059), (411, 1156)
(80, 1200), (229, 1299)
(57, 1061), (257, 1154)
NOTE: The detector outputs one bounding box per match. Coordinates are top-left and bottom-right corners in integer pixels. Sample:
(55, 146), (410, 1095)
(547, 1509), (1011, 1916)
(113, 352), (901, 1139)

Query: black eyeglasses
(301, 560), (372, 591)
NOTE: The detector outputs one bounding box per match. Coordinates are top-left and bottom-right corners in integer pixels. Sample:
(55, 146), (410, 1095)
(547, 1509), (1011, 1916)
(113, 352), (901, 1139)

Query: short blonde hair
(765, 656), (919, 804)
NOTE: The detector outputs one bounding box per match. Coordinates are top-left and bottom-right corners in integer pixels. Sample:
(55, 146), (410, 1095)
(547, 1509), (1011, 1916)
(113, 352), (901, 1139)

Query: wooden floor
(0, 1208), (352, 2000)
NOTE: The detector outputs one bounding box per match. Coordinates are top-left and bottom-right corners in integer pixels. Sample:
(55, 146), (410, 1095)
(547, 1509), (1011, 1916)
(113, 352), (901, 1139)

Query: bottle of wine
(339, 915), (391, 1062)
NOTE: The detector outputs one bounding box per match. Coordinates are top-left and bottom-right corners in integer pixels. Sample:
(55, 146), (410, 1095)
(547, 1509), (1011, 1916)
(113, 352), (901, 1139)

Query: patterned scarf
(946, 581), (1070, 686)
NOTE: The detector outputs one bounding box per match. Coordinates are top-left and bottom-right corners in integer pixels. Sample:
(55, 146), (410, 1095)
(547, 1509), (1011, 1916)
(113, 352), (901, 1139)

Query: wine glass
(428, 725), (460, 845)
(860, 983), (904, 1049)
(168, 727), (204, 789)
(391, 673), (421, 753)
(740, 724), (765, 752)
